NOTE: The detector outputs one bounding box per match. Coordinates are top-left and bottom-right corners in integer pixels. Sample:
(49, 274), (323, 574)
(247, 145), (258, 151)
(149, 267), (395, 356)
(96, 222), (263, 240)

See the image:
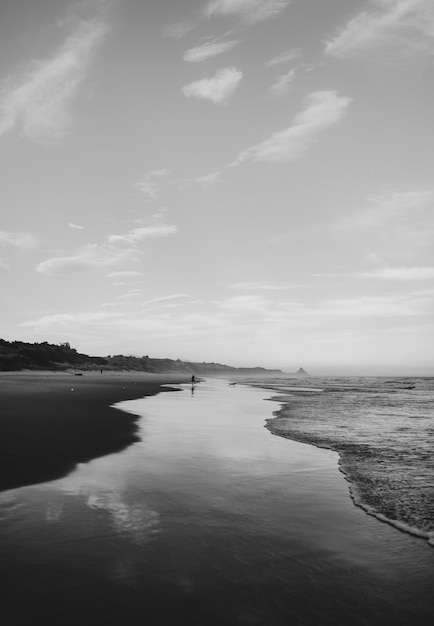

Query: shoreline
(264, 393), (434, 548)
(0, 370), (189, 492)
(2, 377), (434, 625)
(3, 371), (432, 547)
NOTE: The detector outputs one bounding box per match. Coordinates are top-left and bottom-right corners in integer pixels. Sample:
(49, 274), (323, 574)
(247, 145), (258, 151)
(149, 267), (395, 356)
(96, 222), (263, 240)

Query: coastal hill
(0, 339), (283, 377)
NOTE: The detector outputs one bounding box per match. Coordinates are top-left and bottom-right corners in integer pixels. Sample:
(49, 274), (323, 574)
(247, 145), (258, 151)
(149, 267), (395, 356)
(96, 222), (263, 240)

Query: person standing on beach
(191, 375), (195, 384)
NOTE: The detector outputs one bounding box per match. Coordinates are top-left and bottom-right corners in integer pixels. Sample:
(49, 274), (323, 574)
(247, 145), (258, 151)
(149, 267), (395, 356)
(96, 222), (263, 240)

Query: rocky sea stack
(294, 367), (309, 377)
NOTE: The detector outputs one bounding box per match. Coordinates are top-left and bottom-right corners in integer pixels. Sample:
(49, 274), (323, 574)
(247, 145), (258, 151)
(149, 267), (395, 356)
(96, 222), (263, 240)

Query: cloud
(164, 0), (291, 39)
(270, 68), (296, 96)
(106, 271), (144, 278)
(205, 0), (291, 24)
(182, 67), (242, 104)
(216, 294), (270, 312)
(68, 222), (84, 230)
(183, 38), (240, 63)
(316, 292), (433, 318)
(349, 190), (434, 230)
(36, 244), (140, 275)
(325, 0), (434, 61)
(313, 266), (434, 281)
(37, 210), (177, 276)
(265, 48), (301, 66)
(177, 170), (223, 188)
(193, 171), (223, 186)
(0, 18), (109, 142)
(0, 231), (39, 270)
(20, 311), (125, 330)
(231, 90), (352, 164)
(106, 224), (178, 246)
(229, 281), (296, 290)
(143, 294), (190, 307)
(116, 289), (143, 301)
(0, 230), (39, 251)
(135, 169), (170, 200)
(360, 267), (434, 280)
(340, 189), (434, 257)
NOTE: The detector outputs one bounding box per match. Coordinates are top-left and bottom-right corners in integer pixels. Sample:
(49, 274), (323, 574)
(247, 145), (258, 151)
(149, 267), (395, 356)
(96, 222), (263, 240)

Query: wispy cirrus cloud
(177, 170), (224, 189)
(270, 68), (297, 96)
(116, 289), (143, 301)
(36, 244), (141, 275)
(360, 267), (434, 280)
(315, 291), (434, 318)
(37, 212), (178, 276)
(182, 67), (243, 104)
(0, 230), (39, 271)
(106, 271), (144, 279)
(265, 48), (301, 66)
(231, 90), (352, 165)
(0, 17), (109, 142)
(184, 90), (351, 183)
(340, 189), (434, 258)
(106, 223), (178, 246)
(183, 38), (240, 63)
(20, 311), (125, 331)
(229, 281), (297, 290)
(215, 294), (270, 312)
(204, 0), (292, 24)
(346, 190), (434, 230)
(164, 0), (292, 40)
(68, 222), (85, 230)
(192, 170), (223, 186)
(135, 169), (170, 200)
(313, 266), (434, 281)
(325, 0), (434, 61)
(143, 294), (190, 308)
(106, 212), (177, 246)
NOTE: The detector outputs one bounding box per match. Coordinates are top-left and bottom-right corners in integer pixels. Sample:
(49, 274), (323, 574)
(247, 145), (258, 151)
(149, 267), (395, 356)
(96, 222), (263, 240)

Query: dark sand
(0, 371), (189, 492)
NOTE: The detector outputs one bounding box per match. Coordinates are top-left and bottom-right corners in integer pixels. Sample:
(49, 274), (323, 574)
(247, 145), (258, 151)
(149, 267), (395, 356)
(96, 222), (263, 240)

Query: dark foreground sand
(0, 371), (189, 492)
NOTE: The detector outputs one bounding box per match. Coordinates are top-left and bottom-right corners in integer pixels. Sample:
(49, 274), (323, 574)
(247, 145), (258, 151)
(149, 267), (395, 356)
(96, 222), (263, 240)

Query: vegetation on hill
(0, 339), (283, 376)
(0, 339), (106, 371)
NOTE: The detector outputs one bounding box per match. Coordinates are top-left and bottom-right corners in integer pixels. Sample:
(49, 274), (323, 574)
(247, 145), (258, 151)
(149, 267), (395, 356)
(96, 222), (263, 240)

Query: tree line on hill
(0, 339), (283, 376)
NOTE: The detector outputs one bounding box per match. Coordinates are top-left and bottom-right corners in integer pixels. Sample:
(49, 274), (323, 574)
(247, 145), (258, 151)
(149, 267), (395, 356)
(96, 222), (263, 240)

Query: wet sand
(0, 371), (189, 492)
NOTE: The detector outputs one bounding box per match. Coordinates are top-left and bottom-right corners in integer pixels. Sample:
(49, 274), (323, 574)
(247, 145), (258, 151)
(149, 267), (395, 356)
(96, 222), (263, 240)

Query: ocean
(251, 376), (434, 546)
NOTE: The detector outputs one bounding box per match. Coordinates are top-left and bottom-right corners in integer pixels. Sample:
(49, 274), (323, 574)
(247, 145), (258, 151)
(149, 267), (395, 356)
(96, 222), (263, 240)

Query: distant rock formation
(294, 367), (309, 377)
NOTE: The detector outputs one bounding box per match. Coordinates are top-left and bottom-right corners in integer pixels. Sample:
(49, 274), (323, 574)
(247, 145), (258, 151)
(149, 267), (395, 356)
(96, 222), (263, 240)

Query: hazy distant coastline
(0, 338), (286, 377)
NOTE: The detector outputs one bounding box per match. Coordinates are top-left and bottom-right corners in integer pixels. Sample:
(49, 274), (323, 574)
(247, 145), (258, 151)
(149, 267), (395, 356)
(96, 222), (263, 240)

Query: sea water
(0, 378), (433, 625)
(256, 376), (434, 545)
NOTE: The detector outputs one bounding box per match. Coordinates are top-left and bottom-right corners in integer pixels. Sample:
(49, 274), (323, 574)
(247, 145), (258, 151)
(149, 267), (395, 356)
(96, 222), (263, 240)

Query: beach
(0, 371), (189, 492)
(1, 375), (433, 625)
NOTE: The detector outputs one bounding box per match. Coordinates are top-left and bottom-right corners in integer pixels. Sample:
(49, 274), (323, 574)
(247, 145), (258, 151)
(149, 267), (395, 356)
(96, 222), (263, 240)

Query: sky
(1, 0), (433, 375)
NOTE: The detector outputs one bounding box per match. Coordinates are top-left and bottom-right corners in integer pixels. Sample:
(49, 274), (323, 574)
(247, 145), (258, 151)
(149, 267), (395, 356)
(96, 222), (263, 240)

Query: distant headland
(0, 338), (287, 377)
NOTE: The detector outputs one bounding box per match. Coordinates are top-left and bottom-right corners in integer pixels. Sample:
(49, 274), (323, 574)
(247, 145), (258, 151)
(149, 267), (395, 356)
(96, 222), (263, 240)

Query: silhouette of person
(191, 375), (195, 384)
